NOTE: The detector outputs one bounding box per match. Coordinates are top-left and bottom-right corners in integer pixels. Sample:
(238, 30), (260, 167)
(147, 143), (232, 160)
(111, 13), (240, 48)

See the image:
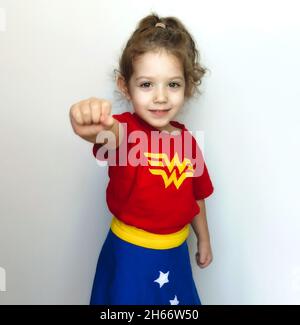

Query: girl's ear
(116, 73), (131, 101)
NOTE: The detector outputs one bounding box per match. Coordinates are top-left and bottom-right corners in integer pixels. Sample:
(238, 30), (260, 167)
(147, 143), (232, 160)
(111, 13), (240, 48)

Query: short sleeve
(191, 136), (214, 200)
(92, 142), (108, 160)
(193, 162), (214, 200)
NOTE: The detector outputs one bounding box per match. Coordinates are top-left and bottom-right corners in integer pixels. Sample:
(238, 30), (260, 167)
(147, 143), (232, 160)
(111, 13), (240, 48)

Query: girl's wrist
(197, 236), (211, 245)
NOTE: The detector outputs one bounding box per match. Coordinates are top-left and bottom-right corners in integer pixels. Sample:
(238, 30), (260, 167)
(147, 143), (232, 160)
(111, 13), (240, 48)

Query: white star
(170, 295), (179, 305)
(154, 271), (169, 288)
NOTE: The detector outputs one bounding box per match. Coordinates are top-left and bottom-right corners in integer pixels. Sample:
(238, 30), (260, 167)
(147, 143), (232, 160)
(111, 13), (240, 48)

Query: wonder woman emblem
(144, 152), (194, 189)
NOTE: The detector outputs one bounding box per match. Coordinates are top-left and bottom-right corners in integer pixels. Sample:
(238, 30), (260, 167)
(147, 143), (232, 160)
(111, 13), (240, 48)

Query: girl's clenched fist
(69, 97), (115, 142)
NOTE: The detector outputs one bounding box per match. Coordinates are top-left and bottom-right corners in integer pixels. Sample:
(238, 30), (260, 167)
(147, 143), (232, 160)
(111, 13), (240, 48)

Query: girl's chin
(150, 122), (173, 132)
(147, 117), (170, 126)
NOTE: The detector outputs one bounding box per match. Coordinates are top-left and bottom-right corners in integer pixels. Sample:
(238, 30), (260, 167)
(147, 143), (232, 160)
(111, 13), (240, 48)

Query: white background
(0, 0), (300, 304)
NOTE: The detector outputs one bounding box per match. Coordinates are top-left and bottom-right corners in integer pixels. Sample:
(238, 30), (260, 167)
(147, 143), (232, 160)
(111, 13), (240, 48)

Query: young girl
(69, 13), (214, 305)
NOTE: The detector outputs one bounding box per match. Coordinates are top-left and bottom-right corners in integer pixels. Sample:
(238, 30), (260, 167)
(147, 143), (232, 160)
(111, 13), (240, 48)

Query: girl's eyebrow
(135, 76), (184, 81)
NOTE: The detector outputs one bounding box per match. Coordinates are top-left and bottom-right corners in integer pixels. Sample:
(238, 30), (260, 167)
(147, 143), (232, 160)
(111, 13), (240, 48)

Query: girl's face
(126, 49), (185, 131)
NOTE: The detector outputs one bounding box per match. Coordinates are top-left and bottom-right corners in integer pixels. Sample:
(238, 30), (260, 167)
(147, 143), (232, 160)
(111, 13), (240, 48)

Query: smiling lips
(149, 108), (171, 117)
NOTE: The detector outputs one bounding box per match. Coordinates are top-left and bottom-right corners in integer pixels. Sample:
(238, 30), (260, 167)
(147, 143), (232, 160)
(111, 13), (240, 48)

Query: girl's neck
(155, 123), (181, 133)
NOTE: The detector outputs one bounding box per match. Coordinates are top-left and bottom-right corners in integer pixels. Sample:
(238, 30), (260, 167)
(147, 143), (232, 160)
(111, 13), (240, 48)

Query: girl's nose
(154, 86), (167, 103)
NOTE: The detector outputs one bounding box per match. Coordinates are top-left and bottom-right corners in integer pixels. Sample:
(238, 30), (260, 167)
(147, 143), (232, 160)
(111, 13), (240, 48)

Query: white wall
(0, 0), (299, 305)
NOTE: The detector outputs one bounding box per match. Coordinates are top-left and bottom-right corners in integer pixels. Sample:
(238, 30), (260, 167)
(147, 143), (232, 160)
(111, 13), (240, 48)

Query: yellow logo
(144, 152), (194, 189)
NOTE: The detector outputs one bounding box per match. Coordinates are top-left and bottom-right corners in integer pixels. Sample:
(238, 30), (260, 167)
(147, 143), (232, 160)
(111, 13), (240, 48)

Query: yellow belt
(110, 216), (189, 250)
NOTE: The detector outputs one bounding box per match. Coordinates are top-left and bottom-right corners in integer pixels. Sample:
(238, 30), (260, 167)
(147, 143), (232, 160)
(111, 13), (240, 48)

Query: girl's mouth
(149, 109), (171, 117)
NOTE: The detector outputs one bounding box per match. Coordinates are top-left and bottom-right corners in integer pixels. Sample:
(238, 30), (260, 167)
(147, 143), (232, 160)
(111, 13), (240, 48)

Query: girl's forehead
(132, 50), (183, 77)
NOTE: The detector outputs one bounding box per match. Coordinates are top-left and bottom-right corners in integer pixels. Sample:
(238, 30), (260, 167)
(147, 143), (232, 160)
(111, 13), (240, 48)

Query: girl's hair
(116, 13), (208, 98)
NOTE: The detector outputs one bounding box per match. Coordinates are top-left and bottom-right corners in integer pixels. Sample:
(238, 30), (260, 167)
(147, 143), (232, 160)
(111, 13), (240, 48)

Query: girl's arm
(191, 199), (213, 268)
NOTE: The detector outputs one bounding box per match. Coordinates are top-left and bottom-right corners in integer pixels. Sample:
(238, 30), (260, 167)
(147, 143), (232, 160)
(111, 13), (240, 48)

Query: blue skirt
(90, 229), (201, 305)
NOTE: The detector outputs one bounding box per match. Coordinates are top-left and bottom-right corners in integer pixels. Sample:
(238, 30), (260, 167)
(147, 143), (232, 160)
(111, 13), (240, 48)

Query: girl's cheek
(136, 91), (153, 102)
(132, 95), (150, 106)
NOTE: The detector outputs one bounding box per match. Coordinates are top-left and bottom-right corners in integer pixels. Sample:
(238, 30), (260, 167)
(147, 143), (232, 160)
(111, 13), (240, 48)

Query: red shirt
(93, 112), (214, 234)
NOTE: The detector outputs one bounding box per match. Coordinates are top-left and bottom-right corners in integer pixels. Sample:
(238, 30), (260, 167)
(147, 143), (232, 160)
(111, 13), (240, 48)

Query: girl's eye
(140, 82), (151, 88)
(139, 82), (181, 88)
(169, 82), (180, 88)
